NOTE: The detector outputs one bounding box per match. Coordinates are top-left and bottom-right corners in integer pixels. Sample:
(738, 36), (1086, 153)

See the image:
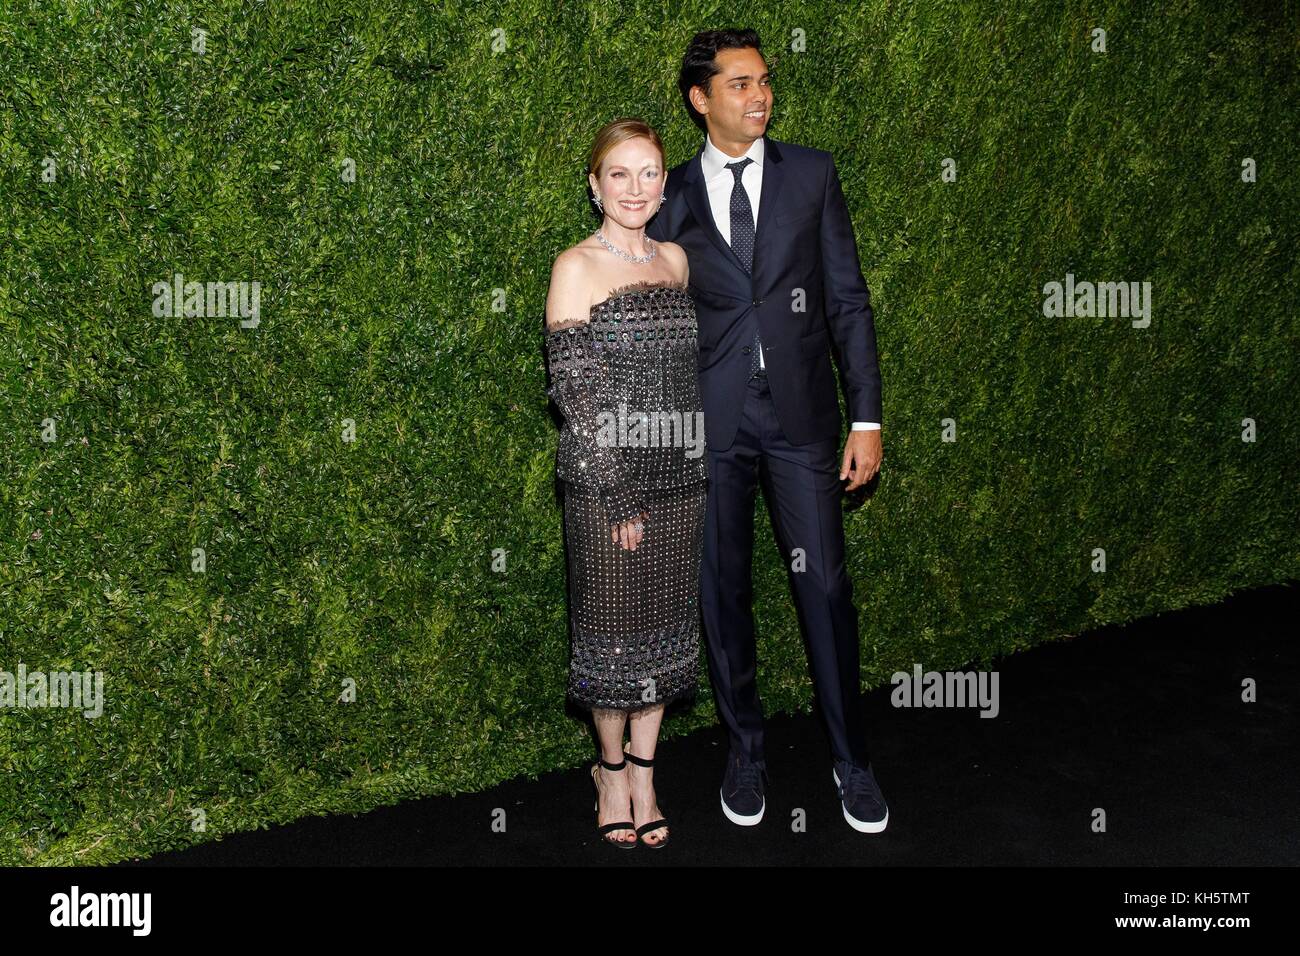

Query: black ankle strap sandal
(591, 757), (636, 849)
(624, 749), (670, 849)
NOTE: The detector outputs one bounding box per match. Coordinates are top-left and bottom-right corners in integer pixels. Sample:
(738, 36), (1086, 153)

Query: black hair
(677, 29), (764, 132)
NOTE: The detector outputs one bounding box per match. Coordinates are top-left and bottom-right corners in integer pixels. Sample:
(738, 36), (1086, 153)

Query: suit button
(752, 298), (762, 307)
(742, 346), (751, 354)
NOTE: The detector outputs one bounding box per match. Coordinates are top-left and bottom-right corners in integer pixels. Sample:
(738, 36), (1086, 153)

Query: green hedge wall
(0, 0), (1296, 864)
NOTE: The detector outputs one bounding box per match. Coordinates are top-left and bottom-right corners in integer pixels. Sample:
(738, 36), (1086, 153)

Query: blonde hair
(587, 118), (666, 179)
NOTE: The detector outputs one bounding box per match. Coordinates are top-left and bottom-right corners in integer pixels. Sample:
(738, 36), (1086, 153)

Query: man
(645, 28), (888, 832)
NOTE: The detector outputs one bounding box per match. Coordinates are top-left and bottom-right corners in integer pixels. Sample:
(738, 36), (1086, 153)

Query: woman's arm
(544, 251), (648, 528)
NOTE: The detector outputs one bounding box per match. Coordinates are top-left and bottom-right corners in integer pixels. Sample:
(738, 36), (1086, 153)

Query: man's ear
(689, 85), (708, 118)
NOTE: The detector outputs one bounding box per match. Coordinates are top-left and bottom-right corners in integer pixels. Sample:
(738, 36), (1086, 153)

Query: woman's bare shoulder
(657, 241), (689, 284)
(552, 239), (599, 271)
(546, 245), (600, 329)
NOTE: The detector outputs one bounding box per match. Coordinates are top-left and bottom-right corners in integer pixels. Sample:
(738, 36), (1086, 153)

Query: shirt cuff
(851, 422), (881, 431)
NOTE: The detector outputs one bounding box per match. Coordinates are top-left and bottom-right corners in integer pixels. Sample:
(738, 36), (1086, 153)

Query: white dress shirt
(699, 134), (879, 432)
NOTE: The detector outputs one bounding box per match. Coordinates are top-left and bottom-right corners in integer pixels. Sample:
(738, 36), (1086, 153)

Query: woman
(544, 119), (707, 848)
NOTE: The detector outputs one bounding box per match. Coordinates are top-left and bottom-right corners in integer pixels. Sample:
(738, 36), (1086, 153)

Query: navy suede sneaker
(720, 751), (766, 826)
(833, 760), (889, 833)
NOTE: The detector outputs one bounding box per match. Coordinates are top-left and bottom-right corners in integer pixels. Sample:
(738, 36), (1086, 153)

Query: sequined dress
(544, 280), (708, 711)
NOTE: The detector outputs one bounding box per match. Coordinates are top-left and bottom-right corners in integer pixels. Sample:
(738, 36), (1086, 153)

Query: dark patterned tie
(726, 158), (763, 378)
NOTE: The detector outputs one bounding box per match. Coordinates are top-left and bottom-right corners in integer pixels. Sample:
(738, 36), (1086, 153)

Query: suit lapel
(683, 147), (746, 275)
(681, 134), (786, 280)
(752, 136), (785, 273)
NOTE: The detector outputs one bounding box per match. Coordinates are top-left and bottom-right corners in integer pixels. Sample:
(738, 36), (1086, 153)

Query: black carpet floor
(127, 581), (1298, 867)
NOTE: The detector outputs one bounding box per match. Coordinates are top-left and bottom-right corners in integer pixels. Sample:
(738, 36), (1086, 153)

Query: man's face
(693, 46), (772, 143)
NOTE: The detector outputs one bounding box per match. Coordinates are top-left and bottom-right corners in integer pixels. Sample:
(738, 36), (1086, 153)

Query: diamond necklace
(596, 229), (657, 264)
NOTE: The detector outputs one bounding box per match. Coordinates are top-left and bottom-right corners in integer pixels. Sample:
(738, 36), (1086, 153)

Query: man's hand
(840, 430), (882, 492)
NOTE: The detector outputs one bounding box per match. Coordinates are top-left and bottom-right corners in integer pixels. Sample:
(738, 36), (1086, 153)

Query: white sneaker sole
(720, 787), (765, 826)
(833, 768), (889, 833)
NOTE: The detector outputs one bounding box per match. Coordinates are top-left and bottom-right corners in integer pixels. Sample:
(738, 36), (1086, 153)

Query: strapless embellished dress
(544, 280), (708, 711)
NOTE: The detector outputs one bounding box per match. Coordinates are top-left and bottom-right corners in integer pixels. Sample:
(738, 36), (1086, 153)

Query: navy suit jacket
(646, 135), (881, 451)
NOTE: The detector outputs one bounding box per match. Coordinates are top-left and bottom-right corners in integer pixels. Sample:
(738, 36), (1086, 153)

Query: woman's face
(589, 136), (665, 228)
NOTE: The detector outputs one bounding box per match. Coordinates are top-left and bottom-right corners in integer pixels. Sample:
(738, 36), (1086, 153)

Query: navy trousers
(700, 371), (870, 772)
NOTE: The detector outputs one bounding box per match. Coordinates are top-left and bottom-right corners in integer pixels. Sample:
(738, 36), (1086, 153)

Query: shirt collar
(701, 133), (765, 182)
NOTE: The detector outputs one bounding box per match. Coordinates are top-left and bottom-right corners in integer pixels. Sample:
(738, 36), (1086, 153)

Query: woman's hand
(611, 511), (649, 552)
